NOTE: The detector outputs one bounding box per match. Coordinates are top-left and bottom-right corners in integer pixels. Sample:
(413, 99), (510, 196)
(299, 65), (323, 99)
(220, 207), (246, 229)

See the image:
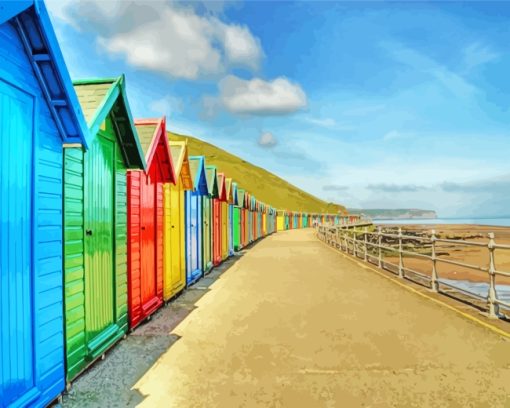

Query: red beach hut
(213, 171), (227, 265)
(127, 117), (175, 329)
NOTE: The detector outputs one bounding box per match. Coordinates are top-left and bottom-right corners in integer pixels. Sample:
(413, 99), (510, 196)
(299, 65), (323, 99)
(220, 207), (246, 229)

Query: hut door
(191, 194), (198, 271)
(169, 183), (182, 289)
(0, 81), (36, 404)
(185, 193), (192, 277)
(84, 134), (115, 345)
(213, 200), (221, 262)
(141, 170), (157, 311)
(202, 198), (210, 265)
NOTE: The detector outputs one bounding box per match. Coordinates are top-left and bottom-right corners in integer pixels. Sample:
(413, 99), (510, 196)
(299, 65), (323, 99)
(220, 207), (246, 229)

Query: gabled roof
(225, 178), (233, 204)
(168, 140), (193, 190)
(1, 0), (89, 147)
(217, 173), (227, 202)
(231, 182), (239, 206)
(205, 165), (219, 198)
(134, 117), (175, 183)
(74, 76), (145, 170)
(188, 156), (208, 195)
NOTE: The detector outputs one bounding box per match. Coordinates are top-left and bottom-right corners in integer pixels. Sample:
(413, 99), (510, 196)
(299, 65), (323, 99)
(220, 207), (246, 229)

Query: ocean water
(373, 217), (510, 227)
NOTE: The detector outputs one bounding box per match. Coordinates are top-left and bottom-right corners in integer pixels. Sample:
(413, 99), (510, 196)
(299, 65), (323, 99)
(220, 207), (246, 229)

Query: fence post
(343, 229), (348, 253)
(377, 226), (382, 268)
(430, 229), (438, 292)
(364, 227), (368, 262)
(353, 229), (357, 257)
(398, 227), (404, 278)
(488, 232), (499, 319)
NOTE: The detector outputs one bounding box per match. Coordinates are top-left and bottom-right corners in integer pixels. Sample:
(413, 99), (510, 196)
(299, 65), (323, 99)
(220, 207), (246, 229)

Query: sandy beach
(378, 224), (510, 285)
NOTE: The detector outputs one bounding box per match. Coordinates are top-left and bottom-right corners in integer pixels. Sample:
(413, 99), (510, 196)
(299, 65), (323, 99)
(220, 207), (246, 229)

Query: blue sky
(47, 1), (510, 217)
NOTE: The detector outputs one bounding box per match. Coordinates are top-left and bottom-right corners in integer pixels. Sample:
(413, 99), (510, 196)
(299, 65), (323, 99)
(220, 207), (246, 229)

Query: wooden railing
(317, 225), (510, 319)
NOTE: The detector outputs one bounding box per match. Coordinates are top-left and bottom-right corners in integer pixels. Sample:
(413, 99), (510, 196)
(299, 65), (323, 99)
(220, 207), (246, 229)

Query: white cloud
(46, 0), (75, 25)
(305, 117), (336, 128)
(219, 75), (307, 115)
(221, 24), (263, 70)
(302, 116), (356, 131)
(149, 95), (184, 116)
(463, 42), (499, 71)
(47, 1), (263, 80)
(258, 132), (277, 148)
(382, 41), (477, 99)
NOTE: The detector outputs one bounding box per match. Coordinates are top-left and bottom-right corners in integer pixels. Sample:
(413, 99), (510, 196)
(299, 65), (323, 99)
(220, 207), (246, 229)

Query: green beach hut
(63, 76), (145, 382)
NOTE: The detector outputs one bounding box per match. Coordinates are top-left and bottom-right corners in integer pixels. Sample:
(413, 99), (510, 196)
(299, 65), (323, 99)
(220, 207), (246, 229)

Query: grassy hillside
(168, 131), (346, 214)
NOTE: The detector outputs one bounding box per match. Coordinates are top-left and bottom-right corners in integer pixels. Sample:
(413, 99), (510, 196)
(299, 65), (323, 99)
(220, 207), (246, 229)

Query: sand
(378, 224), (510, 285)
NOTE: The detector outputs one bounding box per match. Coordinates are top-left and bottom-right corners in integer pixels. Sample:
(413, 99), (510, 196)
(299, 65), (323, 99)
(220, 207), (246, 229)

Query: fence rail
(316, 224), (510, 319)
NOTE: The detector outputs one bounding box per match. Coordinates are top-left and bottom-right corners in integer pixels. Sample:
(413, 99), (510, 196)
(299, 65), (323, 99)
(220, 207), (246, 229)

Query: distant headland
(347, 208), (438, 220)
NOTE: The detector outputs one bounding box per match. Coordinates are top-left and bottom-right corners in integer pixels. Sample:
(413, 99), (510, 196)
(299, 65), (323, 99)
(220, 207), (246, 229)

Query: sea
(373, 217), (510, 305)
(373, 217), (510, 227)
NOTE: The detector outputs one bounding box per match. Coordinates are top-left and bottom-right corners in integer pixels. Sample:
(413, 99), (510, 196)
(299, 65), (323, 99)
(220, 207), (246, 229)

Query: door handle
(141, 226), (146, 230)
(86, 229), (93, 236)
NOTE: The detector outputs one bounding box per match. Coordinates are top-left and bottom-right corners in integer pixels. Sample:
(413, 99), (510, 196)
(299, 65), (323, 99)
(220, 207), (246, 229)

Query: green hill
(168, 131), (346, 214)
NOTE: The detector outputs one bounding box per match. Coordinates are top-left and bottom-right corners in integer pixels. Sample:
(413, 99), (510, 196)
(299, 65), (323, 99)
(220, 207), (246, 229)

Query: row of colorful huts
(0, 3), (351, 407)
(277, 212), (362, 230)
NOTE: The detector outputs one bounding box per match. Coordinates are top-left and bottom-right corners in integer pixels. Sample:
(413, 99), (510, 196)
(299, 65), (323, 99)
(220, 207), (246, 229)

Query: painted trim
(4, 1), (89, 147)
(188, 156), (208, 196)
(135, 116), (175, 183)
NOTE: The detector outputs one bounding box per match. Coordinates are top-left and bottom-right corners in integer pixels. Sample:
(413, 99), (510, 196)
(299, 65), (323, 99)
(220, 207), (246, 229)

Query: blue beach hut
(0, 1), (88, 406)
(185, 156), (208, 286)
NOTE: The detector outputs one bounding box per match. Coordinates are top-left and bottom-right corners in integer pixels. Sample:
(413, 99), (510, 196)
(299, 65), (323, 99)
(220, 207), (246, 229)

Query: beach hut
(127, 118), (175, 329)
(163, 141), (193, 300)
(260, 203), (264, 237)
(225, 178), (235, 256)
(277, 210), (285, 231)
(249, 196), (255, 242)
(213, 171), (227, 265)
(242, 191), (249, 247)
(234, 187), (244, 251)
(185, 156), (208, 286)
(0, 2), (89, 404)
(221, 174), (229, 260)
(245, 193), (251, 243)
(230, 182), (239, 254)
(255, 200), (259, 239)
(203, 165), (218, 274)
(262, 204), (267, 236)
(64, 76), (146, 381)
(253, 201), (258, 239)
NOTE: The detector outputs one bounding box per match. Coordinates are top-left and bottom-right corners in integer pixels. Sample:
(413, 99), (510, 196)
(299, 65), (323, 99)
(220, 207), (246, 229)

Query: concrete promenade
(64, 229), (510, 407)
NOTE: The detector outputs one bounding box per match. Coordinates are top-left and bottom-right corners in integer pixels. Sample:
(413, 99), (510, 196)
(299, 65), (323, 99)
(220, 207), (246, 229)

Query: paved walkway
(65, 229), (510, 407)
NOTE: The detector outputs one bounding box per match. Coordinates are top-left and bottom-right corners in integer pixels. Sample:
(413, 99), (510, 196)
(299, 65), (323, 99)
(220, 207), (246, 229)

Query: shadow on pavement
(61, 251), (247, 408)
